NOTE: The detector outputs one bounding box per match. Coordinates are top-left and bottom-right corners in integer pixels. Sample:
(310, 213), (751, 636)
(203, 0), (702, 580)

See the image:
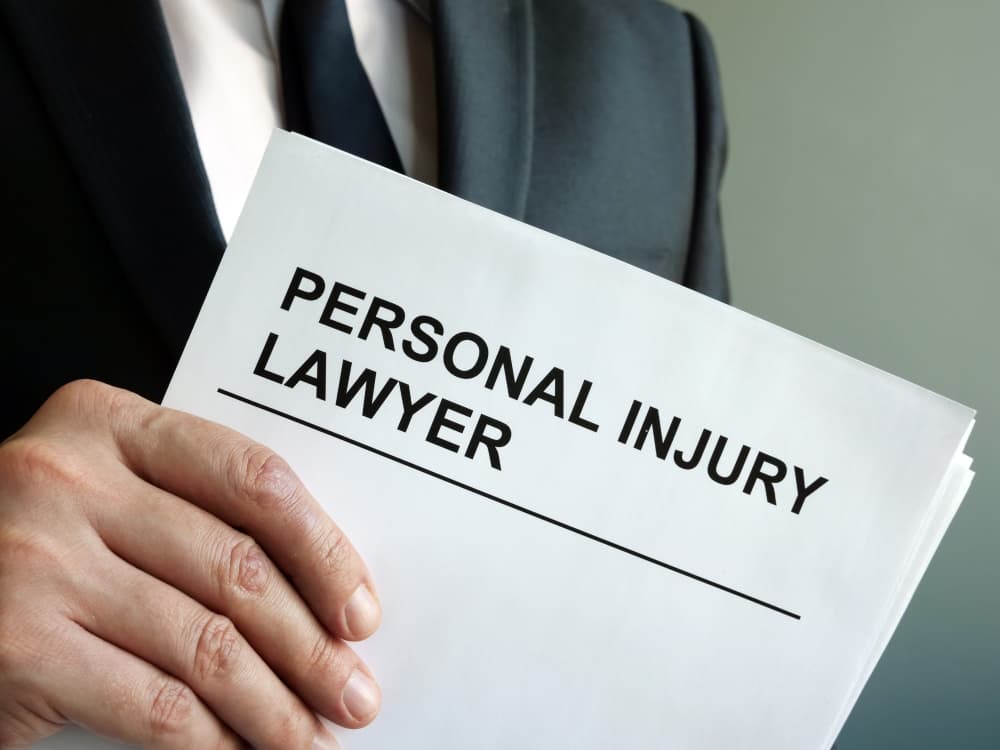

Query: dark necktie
(280, 0), (403, 172)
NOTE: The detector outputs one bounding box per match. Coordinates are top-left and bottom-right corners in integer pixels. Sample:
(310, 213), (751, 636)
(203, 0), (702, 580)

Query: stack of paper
(45, 131), (975, 749)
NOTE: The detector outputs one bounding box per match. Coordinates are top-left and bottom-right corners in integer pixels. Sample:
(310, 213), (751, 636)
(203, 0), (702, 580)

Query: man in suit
(0, 1), (728, 747)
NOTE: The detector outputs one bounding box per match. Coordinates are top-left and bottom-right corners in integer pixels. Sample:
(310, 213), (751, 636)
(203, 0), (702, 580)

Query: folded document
(78, 131), (979, 749)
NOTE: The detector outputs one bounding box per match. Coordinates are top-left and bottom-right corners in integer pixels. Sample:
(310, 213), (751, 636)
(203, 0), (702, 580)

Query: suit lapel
(433, 0), (535, 221)
(1, 0), (535, 357)
(1, 1), (224, 359)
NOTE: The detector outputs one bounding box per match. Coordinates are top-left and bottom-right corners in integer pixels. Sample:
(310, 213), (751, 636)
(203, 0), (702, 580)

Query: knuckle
(46, 379), (126, 420)
(191, 614), (242, 682)
(147, 676), (196, 740)
(0, 436), (84, 492)
(48, 378), (107, 407)
(43, 380), (148, 450)
(221, 535), (271, 599)
(313, 525), (353, 580)
(135, 400), (170, 436)
(234, 444), (302, 514)
(97, 382), (138, 424)
(306, 633), (349, 680)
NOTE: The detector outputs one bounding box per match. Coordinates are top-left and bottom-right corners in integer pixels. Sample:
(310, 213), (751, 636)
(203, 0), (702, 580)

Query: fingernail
(343, 668), (381, 722)
(312, 721), (341, 750)
(344, 584), (381, 638)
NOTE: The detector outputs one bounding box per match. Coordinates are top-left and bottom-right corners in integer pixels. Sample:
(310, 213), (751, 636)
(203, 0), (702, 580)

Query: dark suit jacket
(0, 0), (729, 439)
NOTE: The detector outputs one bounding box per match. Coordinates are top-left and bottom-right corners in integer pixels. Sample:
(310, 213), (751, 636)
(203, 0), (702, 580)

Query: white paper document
(45, 131), (975, 749)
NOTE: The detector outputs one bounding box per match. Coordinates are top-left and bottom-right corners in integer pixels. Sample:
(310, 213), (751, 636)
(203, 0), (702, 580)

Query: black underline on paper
(216, 388), (802, 621)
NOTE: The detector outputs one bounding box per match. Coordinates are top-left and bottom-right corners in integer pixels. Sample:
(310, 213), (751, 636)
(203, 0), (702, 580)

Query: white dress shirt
(159, 0), (436, 241)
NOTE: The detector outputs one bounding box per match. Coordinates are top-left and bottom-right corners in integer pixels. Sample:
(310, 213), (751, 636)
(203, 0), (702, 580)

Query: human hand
(0, 380), (381, 749)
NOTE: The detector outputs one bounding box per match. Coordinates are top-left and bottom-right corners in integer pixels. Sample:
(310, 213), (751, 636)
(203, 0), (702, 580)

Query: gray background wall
(679, 1), (999, 747)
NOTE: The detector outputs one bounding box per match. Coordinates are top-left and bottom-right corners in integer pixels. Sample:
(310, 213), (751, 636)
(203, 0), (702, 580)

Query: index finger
(112, 395), (381, 642)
